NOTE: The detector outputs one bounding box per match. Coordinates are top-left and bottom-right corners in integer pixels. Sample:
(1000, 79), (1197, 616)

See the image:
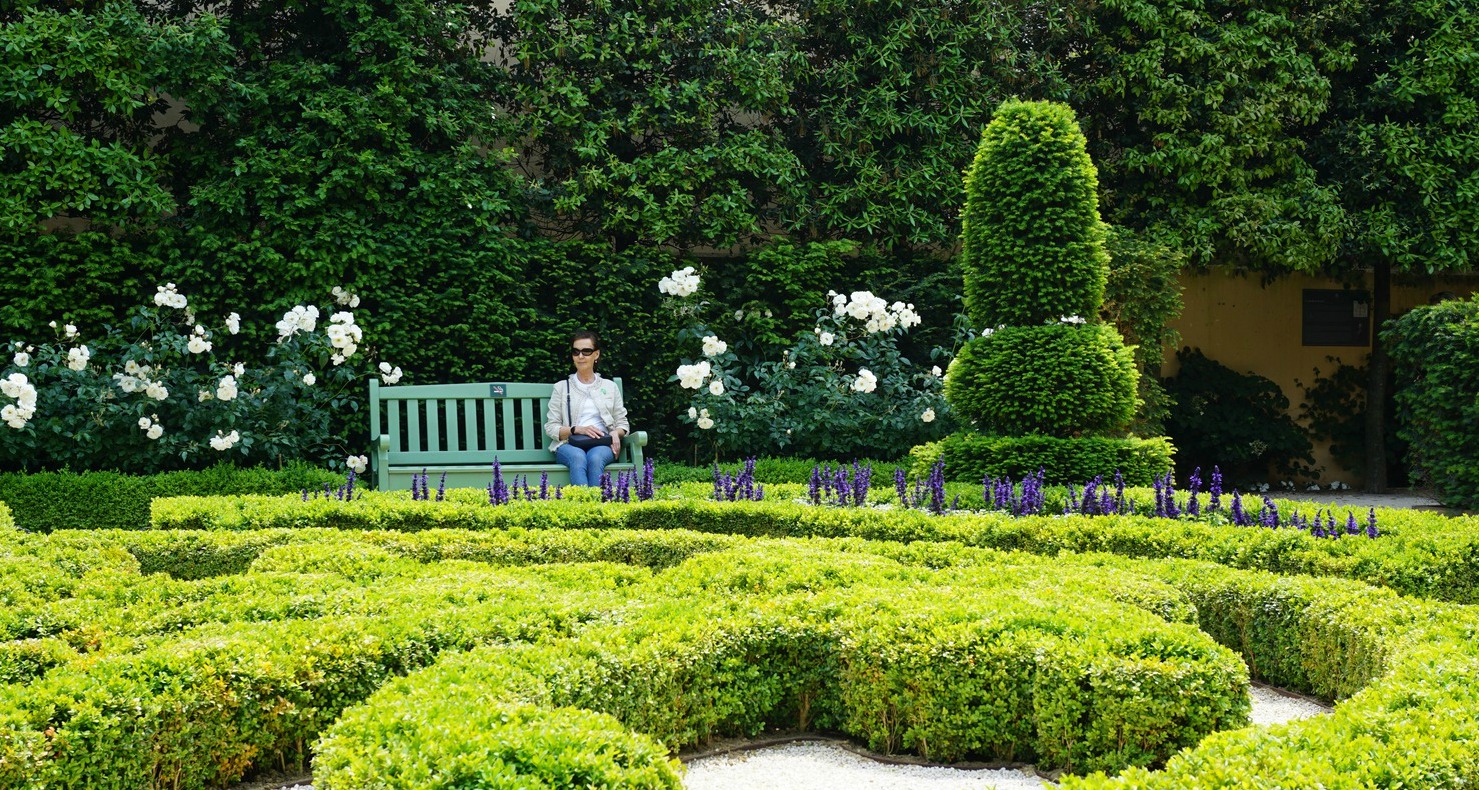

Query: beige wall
(1162, 269), (1479, 484)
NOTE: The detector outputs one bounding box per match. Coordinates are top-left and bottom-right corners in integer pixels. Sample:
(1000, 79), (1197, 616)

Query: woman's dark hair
(572, 330), (601, 350)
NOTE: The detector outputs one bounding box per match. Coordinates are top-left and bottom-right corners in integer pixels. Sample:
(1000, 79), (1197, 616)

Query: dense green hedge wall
(0, 463), (343, 533)
(909, 433), (1174, 486)
(1385, 295), (1479, 508)
(150, 490), (1479, 604)
(30, 0), (1469, 465)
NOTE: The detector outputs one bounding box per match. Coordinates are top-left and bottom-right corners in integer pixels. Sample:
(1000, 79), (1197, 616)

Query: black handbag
(566, 378), (611, 450)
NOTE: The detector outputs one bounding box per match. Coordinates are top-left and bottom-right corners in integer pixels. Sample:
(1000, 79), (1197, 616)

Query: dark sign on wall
(1302, 289), (1371, 346)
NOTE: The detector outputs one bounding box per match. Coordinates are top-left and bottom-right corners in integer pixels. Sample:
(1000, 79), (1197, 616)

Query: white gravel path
(680, 685), (1329, 790)
(242, 685), (1329, 790)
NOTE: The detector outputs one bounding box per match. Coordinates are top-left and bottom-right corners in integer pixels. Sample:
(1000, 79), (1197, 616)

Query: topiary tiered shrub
(939, 99), (1170, 483)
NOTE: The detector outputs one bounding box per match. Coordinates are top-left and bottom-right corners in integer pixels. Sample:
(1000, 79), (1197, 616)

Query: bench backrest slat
(501, 398), (517, 452)
(406, 399), (422, 455)
(426, 398), (441, 453)
(463, 398), (477, 453)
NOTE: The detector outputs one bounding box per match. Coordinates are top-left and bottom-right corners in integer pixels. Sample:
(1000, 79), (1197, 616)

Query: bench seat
(369, 380), (647, 491)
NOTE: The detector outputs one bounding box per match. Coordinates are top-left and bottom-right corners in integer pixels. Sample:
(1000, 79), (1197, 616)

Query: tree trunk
(1364, 258), (1391, 493)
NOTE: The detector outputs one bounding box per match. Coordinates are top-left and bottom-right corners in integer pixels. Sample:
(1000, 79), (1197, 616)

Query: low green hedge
(910, 432), (1175, 485)
(315, 541), (1248, 782)
(654, 458), (911, 485)
(152, 491), (1479, 604)
(0, 502), (12, 531)
(0, 463), (344, 532)
(0, 527), (1243, 785)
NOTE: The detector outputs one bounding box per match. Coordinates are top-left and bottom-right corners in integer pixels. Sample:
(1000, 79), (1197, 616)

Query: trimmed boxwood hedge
(0, 526), (1245, 785)
(152, 491), (1479, 604)
(0, 463), (344, 532)
(4, 523), (1477, 788)
(909, 432), (1175, 485)
(314, 546), (1245, 784)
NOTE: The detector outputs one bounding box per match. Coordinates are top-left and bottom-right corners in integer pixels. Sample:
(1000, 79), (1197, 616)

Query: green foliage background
(1384, 296), (1479, 508)
(4, 0), (1477, 467)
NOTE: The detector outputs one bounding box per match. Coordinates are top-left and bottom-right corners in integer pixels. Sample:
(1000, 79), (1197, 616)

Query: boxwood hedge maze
(1, 483), (1477, 788)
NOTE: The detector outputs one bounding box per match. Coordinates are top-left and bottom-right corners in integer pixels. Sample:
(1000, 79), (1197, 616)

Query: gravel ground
(683, 686), (1329, 790)
(239, 685), (1329, 790)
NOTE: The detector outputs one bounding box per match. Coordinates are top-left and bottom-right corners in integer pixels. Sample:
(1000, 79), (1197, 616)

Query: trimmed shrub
(910, 433), (1174, 486)
(151, 490), (1479, 604)
(655, 458), (911, 486)
(945, 324), (1138, 437)
(1163, 347), (1315, 484)
(0, 463), (343, 532)
(1385, 295), (1479, 508)
(0, 501), (12, 531)
(959, 100), (1109, 328)
(313, 544), (1243, 782)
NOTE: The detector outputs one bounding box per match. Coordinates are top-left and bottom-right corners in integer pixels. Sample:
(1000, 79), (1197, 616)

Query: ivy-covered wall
(4, 0), (1476, 463)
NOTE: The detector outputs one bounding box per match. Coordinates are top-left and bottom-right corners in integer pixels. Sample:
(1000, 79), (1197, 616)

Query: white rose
(187, 336), (212, 354)
(64, 324), (78, 338)
(818, 332), (834, 346)
(233, 362), (245, 376)
(303, 373), (316, 386)
(225, 312), (241, 334)
(701, 335), (728, 357)
(193, 324), (206, 336)
(347, 454), (368, 474)
(331, 353), (345, 366)
(145, 382), (169, 401)
(216, 375), (238, 401)
(66, 345), (90, 371)
(687, 406), (698, 419)
(676, 361), (711, 390)
(696, 416), (715, 430)
(921, 408), (936, 423)
(11, 353), (26, 367)
(851, 368), (878, 394)
(198, 390), (212, 402)
(931, 365), (943, 377)
(138, 417), (152, 429)
(708, 379), (725, 396)
(379, 361), (393, 373)
(146, 424), (163, 440)
(380, 366), (403, 385)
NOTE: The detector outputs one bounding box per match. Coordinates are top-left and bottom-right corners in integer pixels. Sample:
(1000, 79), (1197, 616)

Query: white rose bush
(661, 271), (950, 459)
(0, 284), (402, 474)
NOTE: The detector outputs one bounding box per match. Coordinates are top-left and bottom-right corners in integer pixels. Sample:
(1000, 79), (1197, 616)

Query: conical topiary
(947, 99), (1139, 441)
(959, 100), (1109, 328)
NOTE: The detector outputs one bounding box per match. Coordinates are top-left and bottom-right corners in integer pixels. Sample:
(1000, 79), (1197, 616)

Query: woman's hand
(610, 433), (622, 454)
(571, 425), (602, 438)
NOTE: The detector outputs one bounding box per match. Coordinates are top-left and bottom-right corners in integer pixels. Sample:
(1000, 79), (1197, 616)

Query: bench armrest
(627, 430), (649, 470)
(374, 434), (391, 490)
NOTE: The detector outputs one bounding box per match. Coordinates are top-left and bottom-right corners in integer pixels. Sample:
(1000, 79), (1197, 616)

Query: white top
(571, 376), (608, 432)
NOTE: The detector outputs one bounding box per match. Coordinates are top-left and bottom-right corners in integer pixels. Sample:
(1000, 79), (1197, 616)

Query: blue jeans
(556, 442), (615, 487)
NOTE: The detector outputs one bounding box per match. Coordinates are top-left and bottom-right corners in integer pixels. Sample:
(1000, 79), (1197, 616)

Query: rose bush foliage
(0, 285), (401, 474)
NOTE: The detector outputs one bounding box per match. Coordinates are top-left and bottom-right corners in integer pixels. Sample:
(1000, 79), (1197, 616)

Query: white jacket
(545, 373), (630, 450)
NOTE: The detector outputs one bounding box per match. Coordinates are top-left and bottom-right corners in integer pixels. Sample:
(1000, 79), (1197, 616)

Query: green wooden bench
(369, 379), (648, 491)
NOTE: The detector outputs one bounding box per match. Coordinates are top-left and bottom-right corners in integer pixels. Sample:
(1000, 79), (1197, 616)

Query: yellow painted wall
(1162, 270), (1479, 485)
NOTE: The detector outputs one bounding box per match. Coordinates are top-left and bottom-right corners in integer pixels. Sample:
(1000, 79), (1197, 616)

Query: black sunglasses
(570, 347), (598, 357)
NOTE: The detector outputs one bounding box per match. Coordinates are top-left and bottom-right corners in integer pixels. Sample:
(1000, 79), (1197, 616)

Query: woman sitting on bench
(544, 330), (630, 486)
